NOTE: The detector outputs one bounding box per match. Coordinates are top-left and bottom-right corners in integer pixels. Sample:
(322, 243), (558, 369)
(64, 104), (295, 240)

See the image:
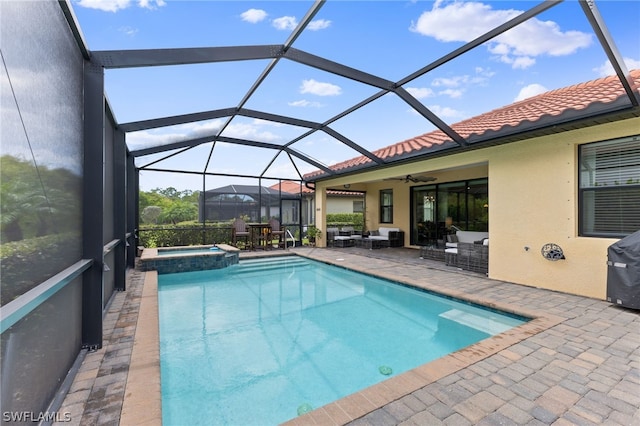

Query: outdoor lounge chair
(326, 227), (340, 247)
(232, 218), (250, 249)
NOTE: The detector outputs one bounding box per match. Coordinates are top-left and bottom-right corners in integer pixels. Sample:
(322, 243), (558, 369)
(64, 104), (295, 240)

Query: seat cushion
(378, 227), (399, 237)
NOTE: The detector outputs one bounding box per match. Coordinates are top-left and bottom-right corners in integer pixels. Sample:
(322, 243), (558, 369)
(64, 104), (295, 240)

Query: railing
(1, 259), (92, 333)
(1, 259), (93, 418)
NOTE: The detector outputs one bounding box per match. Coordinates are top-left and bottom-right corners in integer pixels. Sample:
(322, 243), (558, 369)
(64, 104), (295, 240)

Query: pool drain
(379, 365), (393, 375)
(297, 403), (313, 416)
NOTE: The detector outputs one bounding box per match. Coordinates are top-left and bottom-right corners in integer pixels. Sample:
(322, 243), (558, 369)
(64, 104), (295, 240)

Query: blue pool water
(158, 246), (222, 256)
(158, 256), (526, 425)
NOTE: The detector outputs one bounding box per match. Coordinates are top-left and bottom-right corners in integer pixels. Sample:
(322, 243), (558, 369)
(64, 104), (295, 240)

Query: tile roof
(268, 180), (364, 196)
(305, 70), (640, 180)
(269, 180), (313, 194)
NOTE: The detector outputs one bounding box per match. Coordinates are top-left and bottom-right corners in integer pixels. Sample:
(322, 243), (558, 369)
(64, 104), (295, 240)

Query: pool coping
(121, 251), (565, 426)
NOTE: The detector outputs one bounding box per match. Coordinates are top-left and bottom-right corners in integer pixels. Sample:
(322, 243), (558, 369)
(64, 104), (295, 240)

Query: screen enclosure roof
(66, 0), (640, 185)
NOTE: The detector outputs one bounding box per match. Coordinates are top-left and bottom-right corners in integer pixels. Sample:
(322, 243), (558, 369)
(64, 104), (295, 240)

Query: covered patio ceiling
(68, 0), (639, 188)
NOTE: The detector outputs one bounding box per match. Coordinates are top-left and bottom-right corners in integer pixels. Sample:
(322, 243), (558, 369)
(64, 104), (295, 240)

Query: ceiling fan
(384, 174), (437, 183)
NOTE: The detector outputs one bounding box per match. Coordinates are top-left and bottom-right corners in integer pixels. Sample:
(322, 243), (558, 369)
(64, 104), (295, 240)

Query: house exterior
(305, 71), (640, 300)
(270, 181), (365, 226)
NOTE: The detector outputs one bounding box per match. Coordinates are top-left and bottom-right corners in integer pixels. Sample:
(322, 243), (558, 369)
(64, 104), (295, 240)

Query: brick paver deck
(55, 247), (640, 425)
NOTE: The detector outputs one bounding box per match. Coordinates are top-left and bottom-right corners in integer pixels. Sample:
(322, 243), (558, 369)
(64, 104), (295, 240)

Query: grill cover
(606, 230), (640, 309)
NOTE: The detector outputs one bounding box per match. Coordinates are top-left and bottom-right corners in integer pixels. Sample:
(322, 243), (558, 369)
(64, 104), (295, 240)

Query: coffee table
(356, 237), (384, 249)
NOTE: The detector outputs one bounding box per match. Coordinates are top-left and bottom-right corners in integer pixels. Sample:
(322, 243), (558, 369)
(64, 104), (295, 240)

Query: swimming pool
(158, 256), (527, 425)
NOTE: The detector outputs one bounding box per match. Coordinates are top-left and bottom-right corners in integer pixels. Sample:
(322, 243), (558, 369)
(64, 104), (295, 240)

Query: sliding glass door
(410, 178), (488, 246)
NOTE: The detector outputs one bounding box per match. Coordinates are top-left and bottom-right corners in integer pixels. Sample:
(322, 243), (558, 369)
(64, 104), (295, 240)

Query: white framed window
(380, 189), (393, 223)
(579, 136), (640, 237)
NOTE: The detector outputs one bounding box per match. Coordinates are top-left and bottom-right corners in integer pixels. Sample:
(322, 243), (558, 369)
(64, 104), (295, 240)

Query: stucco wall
(327, 197), (358, 214)
(313, 117), (639, 299)
(488, 119), (638, 299)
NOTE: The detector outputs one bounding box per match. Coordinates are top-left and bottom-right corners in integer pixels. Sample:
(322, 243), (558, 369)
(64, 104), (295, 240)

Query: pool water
(158, 246), (222, 256)
(158, 257), (526, 425)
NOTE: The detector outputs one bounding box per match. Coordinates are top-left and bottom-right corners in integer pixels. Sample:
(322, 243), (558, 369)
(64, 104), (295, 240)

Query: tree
(0, 155), (81, 241)
(139, 187), (200, 225)
(160, 202), (198, 224)
(141, 206), (162, 224)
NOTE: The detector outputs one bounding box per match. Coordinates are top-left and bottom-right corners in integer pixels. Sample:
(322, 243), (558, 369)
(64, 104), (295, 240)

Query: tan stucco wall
(488, 119), (638, 299)
(313, 117), (639, 299)
(327, 197), (358, 214)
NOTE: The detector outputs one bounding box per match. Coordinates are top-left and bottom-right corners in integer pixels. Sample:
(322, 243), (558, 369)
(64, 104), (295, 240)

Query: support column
(81, 60), (104, 350)
(114, 127), (126, 290)
(126, 153), (137, 268)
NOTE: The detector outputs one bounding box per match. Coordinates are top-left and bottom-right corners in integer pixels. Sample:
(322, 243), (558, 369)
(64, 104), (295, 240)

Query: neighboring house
(199, 185), (300, 223)
(305, 71), (640, 300)
(270, 181), (365, 226)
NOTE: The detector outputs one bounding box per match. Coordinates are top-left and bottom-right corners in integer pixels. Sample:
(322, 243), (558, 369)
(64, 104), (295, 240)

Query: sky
(68, 0), (640, 192)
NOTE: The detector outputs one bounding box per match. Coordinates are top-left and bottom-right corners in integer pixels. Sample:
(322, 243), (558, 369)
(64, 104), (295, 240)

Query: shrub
(326, 213), (364, 231)
(0, 232), (81, 306)
(138, 223), (233, 248)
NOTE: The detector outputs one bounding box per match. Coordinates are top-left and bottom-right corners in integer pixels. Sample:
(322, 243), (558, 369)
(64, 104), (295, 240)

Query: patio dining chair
(232, 218), (250, 249)
(268, 218), (285, 248)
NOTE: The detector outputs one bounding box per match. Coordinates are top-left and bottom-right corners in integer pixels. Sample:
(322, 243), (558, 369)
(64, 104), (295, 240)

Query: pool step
(229, 258), (310, 274)
(438, 309), (515, 335)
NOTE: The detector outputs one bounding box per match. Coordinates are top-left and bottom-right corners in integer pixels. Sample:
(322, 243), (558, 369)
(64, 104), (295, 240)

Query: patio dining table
(247, 223), (272, 250)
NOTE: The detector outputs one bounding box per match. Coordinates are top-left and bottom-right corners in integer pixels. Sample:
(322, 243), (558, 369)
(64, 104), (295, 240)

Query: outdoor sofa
(368, 227), (405, 247)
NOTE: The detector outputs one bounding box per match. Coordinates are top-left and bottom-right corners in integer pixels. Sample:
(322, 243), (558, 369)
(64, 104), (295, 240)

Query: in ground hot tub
(140, 244), (239, 274)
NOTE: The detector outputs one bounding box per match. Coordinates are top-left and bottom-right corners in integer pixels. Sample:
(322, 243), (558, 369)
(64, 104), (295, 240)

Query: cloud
(410, 1), (592, 69)
(514, 83), (548, 102)
(428, 69), (492, 98)
(300, 79), (342, 96)
(593, 58), (640, 77)
(272, 16), (298, 31)
(127, 119), (284, 151)
(138, 0), (165, 9)
(405, 87), (434, 99)
(225, 122), (281, 142)
(75, 0), (165, 12)
(118, 26), (138, 36)
(426, 104), (463, 119)
(288, 99), (324, 108)
(270, 16), (330, 31)
(241, 9), (267, 24)
(307, 19), (331, 31)
(432, 75), (469, 88)
(439, 88), (463, 99)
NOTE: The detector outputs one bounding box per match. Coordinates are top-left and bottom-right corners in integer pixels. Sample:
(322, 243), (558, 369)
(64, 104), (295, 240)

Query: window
(579, 136), (640, 237)
(353, 200), (364, 213)
(380, 189), (393, 223)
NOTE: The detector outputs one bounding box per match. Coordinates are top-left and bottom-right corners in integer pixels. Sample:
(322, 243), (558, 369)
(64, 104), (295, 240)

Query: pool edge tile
(120, 270), (161, 426)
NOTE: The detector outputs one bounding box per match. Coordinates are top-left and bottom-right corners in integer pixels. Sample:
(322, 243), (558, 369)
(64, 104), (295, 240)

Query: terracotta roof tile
(269, 180), (312, 194)
(305, 70), (640, 179)
(269, 181), (363, 196)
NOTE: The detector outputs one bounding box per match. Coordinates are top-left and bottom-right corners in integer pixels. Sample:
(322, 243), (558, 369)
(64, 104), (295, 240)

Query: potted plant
(306, 225), (321, 246)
